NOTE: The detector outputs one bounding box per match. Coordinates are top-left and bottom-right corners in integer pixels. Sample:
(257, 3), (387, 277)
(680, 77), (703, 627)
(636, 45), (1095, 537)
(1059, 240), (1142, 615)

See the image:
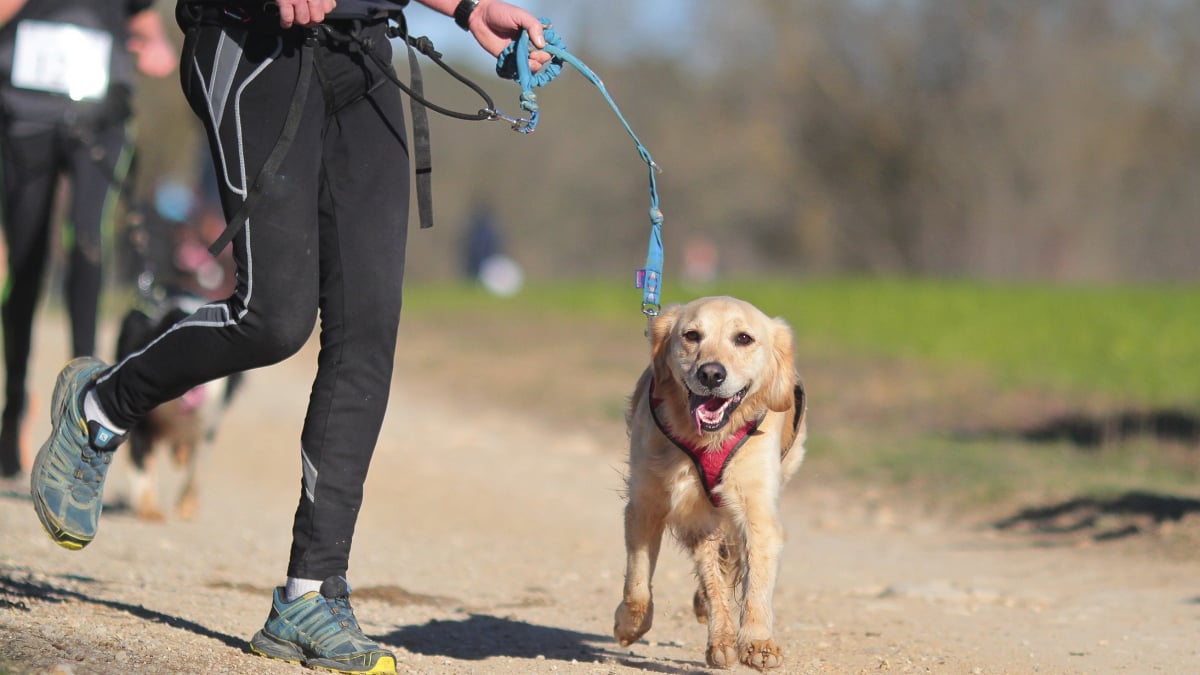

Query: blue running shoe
(30, 357), (125, 550)
(249, 576), (397, 674)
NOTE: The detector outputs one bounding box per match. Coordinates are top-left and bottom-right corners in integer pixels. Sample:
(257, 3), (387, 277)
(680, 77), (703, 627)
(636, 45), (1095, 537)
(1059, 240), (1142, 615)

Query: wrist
(453, 0), (480, 30)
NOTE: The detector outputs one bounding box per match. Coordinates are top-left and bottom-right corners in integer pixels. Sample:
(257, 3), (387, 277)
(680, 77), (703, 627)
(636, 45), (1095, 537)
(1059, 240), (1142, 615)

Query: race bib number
(10, 20), (112, 101)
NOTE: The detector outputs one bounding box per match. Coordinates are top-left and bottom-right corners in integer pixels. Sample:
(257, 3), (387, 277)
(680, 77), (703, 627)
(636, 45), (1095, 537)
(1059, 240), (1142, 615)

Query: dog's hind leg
(737, 505), (785, 670)
(692, 585), (708, 624)
(175, 440), (200, 520)
(693, 538), (742, 627)
(613, 494), (667, 647)
(129, 435), (165, 521)
(690, 531), (739, 669)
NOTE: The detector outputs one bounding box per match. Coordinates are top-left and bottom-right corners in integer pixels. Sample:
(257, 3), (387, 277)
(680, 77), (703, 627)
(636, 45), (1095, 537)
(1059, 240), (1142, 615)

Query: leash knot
(410, 35), (441, 59)
(519, 90), (538, 114)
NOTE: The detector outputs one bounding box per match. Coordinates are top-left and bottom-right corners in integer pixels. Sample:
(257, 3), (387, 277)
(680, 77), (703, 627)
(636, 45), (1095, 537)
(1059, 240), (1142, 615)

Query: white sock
(285, 577), (323, 602)
(83, 390), (126, 435)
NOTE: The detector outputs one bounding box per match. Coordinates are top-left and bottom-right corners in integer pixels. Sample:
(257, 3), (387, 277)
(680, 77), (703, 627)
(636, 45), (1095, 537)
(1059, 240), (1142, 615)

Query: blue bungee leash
(494, 20), (665, 317)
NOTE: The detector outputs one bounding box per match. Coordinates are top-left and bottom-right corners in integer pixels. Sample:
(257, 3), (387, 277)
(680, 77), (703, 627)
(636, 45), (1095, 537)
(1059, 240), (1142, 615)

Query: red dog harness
(649, 382), (762, 507)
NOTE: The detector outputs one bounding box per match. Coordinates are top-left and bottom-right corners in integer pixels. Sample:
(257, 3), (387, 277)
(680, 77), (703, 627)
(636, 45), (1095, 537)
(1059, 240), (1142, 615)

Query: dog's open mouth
(688, 386), (749, 434)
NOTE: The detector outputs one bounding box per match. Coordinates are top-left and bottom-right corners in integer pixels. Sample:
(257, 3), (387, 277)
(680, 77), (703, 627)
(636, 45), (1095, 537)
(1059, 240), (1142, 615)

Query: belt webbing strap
(405, 38), (435, 229)
(207, 35), (315, 255)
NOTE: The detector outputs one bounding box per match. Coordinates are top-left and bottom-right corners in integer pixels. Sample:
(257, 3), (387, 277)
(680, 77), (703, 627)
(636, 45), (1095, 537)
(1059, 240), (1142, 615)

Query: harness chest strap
(648, 383), (762, 508)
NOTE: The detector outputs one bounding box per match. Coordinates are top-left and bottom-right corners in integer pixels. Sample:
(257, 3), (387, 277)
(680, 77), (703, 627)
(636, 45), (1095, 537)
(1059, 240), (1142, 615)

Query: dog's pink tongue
(693, 396), (729, 432)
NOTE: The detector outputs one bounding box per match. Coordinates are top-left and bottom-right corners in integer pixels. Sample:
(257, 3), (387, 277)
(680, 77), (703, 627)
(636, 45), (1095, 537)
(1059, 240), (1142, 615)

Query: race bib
(10, 20), (112, 101)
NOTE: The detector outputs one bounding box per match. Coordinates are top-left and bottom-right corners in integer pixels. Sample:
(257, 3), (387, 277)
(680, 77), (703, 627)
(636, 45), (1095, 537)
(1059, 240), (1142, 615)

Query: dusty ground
(1, 307), (1198, 674)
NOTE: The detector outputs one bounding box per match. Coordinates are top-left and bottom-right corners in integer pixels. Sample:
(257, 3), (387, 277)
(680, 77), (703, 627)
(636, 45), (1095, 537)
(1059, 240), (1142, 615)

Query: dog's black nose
(697, 362), (726, 389)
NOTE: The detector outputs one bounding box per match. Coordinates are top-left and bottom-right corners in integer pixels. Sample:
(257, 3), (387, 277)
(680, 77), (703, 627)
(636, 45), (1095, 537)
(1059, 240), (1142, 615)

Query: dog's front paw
(706, 640), (739, 669)
(134, 491), (165, 522)
(740, 639), (783, 671)
(613, 600), (653, 646)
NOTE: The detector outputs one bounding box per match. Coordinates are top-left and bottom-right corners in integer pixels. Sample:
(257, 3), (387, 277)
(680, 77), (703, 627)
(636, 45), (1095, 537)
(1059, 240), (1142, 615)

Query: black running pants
(94, 18), (411, 580)
(1, 118), (130, 433)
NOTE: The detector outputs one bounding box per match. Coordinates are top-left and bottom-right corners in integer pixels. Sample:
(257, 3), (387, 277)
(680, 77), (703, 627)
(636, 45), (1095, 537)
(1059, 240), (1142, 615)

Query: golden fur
(613, 296), (806, 671)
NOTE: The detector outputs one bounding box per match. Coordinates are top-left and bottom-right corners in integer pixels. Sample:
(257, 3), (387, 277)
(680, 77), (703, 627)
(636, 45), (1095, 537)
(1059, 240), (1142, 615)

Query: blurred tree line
(130, 0), (1200, 284)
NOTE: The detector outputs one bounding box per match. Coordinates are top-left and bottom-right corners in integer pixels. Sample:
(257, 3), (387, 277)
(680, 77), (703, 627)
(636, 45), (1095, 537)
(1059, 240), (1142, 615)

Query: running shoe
(249, 576), (397, 674)
(30, 357), (124, 549)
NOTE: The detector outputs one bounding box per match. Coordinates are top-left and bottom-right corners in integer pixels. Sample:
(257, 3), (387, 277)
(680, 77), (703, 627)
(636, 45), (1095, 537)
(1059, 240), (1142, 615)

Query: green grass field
(731, 279), (1199, 407)
(407, 277), (1200, 407)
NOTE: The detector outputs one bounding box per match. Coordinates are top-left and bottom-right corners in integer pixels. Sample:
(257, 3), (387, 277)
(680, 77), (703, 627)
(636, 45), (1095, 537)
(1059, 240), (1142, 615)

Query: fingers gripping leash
(496, 20), (666, 317)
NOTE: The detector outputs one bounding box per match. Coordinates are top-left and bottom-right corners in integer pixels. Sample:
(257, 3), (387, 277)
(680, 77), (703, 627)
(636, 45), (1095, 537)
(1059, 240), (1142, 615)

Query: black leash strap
(405, 38), (435, 229)
(207, 33), (315, 256)
(370, 14), (523, 231)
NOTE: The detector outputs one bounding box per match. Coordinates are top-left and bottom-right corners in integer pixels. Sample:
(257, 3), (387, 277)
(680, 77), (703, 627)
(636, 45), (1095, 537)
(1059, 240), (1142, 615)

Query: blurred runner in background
(0, 0), (176, 478)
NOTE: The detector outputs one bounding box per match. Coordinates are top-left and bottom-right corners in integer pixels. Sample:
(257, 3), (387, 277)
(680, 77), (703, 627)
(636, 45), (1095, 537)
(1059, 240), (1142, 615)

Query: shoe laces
(73, 446), (113, 485)
(326, 595), (363, 634)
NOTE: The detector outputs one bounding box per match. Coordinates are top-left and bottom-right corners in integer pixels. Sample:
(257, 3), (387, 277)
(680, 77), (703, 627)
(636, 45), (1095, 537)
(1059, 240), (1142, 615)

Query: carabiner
(480, 108), (534, 133)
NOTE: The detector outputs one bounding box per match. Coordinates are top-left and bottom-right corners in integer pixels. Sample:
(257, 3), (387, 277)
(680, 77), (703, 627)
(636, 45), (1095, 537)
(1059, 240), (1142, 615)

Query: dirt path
(1, 312), (1198, 674)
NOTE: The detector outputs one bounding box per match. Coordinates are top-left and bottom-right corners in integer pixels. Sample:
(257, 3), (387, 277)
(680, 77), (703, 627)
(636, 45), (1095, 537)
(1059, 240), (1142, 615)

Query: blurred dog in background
(115, 296), (241, 521)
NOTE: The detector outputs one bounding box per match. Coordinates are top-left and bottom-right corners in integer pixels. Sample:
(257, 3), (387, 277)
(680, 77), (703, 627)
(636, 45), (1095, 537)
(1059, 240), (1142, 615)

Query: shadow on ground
(0, 564), (247, 650)
(992, 490), (1200, 542)
(962, 408), (1200, 449)
(383, 613), (708, 673)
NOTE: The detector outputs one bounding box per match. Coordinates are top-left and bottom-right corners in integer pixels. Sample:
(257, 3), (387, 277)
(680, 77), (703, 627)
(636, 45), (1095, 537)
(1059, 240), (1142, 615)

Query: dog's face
(650, 296), (796, 435)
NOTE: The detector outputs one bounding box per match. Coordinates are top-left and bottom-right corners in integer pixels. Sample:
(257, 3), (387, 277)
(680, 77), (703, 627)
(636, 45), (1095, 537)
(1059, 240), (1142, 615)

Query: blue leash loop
(496, 20), (665, 316)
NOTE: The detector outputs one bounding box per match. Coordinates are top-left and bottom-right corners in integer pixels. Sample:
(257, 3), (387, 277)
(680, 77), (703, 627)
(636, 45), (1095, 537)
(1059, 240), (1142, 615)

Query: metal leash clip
(480, 108), (533, 132)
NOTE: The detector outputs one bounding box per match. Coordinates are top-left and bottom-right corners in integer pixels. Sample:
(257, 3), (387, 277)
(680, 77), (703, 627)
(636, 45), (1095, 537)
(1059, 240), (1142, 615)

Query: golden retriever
(613, 296), (806, 671)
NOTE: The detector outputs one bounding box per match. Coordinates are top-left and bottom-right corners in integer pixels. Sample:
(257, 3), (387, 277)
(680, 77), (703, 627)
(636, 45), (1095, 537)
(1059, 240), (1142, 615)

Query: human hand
(274, 0), (337, 28)
(129, 35), (178, 78)
(126, 8), (177, 77)
(466, 0), (551, 73)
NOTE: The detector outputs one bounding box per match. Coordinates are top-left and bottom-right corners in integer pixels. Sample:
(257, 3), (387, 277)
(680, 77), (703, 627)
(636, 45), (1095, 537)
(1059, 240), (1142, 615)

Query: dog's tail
(223, 371), (245, 406)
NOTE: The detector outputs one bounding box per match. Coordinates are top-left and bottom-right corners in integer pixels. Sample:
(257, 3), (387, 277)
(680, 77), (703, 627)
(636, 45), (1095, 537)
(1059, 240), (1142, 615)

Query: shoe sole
(308, 657), (397, 675)
(249, 630), (304, 665)
(30, 358), (100, 550)
(250, 630), (397, 674)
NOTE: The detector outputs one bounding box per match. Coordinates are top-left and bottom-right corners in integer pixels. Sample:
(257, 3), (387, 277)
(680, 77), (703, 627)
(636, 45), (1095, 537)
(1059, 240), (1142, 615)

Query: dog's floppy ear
(765, 316), (798, 412)
(781, 378), (806, 459)
(115, 309), (157, 361)
(648, 303), (682, 383)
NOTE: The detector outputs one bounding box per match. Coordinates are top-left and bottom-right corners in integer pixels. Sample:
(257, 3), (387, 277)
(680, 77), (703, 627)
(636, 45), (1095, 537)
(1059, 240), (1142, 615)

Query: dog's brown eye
(735, 332), (755, 346)
(682, 329), (702, 343)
